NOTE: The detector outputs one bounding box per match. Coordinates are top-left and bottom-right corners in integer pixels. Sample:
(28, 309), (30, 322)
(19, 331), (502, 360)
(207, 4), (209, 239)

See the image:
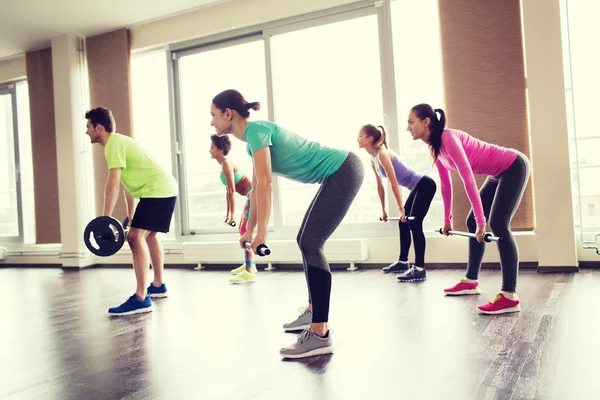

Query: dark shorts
(131, 197), (177, 233)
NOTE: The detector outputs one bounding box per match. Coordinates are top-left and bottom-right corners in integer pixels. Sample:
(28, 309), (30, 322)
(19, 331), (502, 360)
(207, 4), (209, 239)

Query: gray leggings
(297, 152), (364, 323)
(465, 151), (531, 292)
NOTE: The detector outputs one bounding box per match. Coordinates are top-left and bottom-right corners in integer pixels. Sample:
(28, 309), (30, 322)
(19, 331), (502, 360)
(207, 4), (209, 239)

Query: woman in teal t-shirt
(210, 89), (364, 359)
(209, 134), (256, 284)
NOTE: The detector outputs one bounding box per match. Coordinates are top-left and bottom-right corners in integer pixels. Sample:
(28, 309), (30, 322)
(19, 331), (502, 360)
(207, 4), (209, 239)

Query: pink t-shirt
(435, 129), (517, 226)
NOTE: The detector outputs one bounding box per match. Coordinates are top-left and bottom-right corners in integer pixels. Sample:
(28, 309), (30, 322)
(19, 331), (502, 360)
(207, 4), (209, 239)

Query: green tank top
(220, 169), (245, 186)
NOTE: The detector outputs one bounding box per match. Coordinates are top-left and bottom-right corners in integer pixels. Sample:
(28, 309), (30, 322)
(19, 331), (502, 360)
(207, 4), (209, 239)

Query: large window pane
(16, 82), (35, 243)
(561, 0), (600, 231)
(391, 0), (445, 231)
(131, 52), (174, 173)
(270, 14), (383, 225)
(178, 40), (268, 231)
(131, 51), (175, 237)
(0, 92), (19, 238)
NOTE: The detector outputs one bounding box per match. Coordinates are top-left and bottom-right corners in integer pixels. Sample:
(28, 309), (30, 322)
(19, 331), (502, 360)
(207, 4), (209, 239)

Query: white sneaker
(229, 270), (257, 284)
(230, 264), (257, 274)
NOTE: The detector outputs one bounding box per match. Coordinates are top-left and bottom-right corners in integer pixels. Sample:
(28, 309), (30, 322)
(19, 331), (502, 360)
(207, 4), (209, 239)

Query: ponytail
(244, 102), (261, 112)
(361, 124), (388, 149)
(411, 104), (447, 163)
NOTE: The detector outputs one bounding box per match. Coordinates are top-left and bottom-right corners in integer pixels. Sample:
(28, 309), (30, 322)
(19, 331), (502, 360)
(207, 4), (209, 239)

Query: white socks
(501, 291), (519, 300)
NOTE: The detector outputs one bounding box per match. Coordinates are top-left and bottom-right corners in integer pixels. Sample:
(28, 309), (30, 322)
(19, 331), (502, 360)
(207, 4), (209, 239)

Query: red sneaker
(478, 293), (521, 315)
(444, 278), (481, 296)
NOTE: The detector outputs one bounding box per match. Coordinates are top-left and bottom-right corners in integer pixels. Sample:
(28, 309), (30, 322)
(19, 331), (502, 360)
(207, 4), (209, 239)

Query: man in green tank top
(85, 107), (177, 316)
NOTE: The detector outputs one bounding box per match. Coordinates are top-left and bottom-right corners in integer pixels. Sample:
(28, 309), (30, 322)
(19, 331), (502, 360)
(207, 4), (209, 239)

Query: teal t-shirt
(244, 121), (348, 184)
(104, 133), (178, 199)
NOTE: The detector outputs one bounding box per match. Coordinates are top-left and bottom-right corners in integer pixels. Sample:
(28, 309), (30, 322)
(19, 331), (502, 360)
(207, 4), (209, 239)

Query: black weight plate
(84, 216), (125, 257)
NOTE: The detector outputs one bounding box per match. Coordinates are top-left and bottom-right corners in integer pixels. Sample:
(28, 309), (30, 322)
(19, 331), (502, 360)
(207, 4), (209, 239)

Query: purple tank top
(374, 148), (423, 191)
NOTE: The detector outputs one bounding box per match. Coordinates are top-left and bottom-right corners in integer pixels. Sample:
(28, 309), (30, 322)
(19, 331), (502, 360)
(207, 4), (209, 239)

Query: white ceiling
(0, 0), (227, 60)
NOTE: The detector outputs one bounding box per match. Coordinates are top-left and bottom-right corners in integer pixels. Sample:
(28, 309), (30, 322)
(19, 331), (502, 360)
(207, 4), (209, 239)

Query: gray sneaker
(282, 307), (312, 332)
(279, 328), (334, 359)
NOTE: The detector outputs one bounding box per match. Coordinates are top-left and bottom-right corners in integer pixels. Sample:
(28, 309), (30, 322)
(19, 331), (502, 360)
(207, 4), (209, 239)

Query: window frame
(0, 81), (25, 244)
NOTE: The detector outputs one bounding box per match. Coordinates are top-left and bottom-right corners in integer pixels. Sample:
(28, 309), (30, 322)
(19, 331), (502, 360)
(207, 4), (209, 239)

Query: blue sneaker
(147, 283), (168, 298)
(108, 294), (152, 316)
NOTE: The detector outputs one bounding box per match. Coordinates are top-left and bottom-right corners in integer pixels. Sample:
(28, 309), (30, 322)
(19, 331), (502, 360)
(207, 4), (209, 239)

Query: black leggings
(297, 152), (364, 323)
(398, 176), (437, 267)
(465, 151), (531, 292)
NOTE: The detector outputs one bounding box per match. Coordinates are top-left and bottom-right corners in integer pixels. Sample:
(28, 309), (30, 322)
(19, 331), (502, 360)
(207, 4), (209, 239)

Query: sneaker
(279, 328), (334, 359)
(382, 261), (410, 274)
(444, 278), (482, 296)
(230, 264), (258, 274)
(283, 307), (312, 332)
(147, 283), (168, 298)
(108, 294), (152, 316)
(229, 269), (257, 284)
(478, 293), (521, 315)
(397, 266), (426, 282)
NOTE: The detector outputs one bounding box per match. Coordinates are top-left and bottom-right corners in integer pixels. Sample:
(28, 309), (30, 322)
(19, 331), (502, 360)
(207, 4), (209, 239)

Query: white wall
(0, 55), (26, 84)
(131, 0), (358, 52)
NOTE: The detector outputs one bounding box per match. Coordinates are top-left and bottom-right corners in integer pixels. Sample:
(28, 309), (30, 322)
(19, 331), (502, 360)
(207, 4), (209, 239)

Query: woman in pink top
(408, 104), (531, 314)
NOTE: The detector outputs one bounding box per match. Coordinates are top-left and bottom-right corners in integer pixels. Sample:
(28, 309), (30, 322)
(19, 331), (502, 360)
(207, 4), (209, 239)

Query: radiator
(182, 238), (368, 271)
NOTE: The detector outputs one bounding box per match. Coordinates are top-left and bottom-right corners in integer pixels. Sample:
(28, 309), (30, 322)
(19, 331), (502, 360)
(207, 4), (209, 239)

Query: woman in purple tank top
(358, 125), (437, 283)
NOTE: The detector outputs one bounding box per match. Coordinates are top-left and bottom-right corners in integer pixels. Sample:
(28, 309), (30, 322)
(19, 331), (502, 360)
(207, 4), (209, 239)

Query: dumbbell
(225, 220), (237, 227)
(243, 241), (271, 257)
(379, 216), (415, 221)
(435, 228), (502, 243)
(84, 216), (130, 256)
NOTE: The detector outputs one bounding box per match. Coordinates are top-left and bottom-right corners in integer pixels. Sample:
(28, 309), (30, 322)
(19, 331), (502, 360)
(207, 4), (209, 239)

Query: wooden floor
(1, 266), (599, 400)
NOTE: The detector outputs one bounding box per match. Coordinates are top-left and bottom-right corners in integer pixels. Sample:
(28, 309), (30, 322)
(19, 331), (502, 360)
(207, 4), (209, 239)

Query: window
(0, 90), (19, 239)
(175, 38), (268, 233)
(561, 0), (600, 231)
(269, 13), (384, 225)
(166, 1), (448, 236)
(0, 81), (34, 243)
(131, 51), (174, 173)
(16, 82), (34, 243)
(131, 51), (176, 237)
(391, 0), (445, 232)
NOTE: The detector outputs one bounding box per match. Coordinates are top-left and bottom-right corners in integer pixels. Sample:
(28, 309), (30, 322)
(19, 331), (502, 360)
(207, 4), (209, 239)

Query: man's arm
(103, 168), (122, 216)
(123, 187), (136, 221)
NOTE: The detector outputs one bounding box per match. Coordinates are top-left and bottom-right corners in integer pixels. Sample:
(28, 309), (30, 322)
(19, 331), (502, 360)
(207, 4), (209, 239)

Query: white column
(522, 0), (578, 270)
(51, 34), (96, 268)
